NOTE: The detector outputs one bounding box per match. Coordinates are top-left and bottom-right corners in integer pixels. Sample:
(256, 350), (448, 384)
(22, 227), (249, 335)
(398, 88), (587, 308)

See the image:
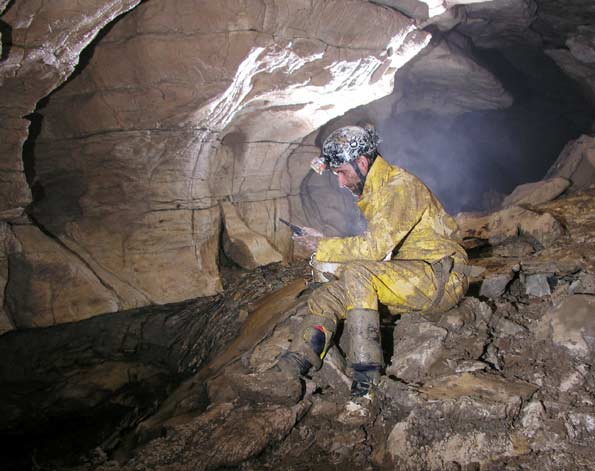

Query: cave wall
(0, 0), (430, 330)
(1, 0), (594, 332)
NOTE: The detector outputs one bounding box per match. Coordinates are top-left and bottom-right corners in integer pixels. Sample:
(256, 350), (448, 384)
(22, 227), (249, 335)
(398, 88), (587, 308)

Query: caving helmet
(310, 125), (381, 175)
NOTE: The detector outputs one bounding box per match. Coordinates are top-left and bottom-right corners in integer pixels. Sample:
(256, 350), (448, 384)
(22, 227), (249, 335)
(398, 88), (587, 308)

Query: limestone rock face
(1, 0), (430, 327)
(547, 49), (595, 106)
(222, 201), (283, 270)
(395, 35), (513, 115)
(545, 134), (595, 191)
(0, 223), (14, 335)
(0, 0), (142, 221)
(6, 225), (119, 328)
(457, 0), (540, 48)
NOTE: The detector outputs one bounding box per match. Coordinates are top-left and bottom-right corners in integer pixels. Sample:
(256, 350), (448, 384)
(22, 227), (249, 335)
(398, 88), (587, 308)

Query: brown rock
(5, 225), (119, 328)
(126, 402), (310, 471)
(457, 205), (565, 249)
(488, 206), (565, 248)
(502, 177), (571, 207)
(455, 211), (491, 240)
(420, 372), (537, 403)
(222, 201), (283, 270)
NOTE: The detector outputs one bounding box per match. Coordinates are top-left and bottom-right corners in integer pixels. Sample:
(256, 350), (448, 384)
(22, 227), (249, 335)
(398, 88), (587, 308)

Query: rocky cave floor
(2, 189), (595, 471)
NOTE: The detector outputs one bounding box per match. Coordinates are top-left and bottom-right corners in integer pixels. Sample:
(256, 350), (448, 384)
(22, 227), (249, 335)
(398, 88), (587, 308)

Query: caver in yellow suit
(287, 125), (469, 397)
(236, 125), (468, 402)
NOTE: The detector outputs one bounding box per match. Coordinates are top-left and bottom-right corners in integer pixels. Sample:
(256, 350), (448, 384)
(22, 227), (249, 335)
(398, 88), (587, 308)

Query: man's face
(332, 156), (369, 195)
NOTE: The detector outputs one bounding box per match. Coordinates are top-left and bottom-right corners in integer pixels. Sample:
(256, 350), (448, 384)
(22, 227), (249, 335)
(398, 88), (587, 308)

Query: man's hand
(292, 227), (324, 252)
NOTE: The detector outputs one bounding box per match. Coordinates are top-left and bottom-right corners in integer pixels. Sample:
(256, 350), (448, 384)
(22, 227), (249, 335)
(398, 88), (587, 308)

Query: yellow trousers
(306, 259), (468, 335)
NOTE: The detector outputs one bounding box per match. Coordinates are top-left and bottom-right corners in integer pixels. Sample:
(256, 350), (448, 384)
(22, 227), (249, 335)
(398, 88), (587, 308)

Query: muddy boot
(346, 308), (384, 398)
(350, 363), (382, 397)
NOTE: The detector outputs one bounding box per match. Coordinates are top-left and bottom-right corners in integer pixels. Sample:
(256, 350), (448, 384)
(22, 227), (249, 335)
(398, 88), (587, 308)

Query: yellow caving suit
(306, 156), (468, 345)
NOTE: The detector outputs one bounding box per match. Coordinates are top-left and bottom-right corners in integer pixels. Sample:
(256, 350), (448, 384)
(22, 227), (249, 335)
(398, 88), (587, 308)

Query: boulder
(480, 272), (514, 299)
(388, 298), (492, 382)
(456, 205), (565, 249)
(488, 206), (565, 248)
(544, 134), (595, 192)
(221, 201), (283, 270)
(525, 273), (552, 297)
(536, 295), (595, 360)
(387, 315), (448, 383)
(387, 373), (537, 469)
(502, 177), (571, 207)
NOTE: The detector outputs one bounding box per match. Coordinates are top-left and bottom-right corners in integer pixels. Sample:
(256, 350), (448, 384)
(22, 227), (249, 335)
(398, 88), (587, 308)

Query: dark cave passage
(377, 46), (594, 214)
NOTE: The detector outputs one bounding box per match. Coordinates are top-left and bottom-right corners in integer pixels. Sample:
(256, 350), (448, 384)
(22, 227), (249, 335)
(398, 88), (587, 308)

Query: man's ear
(356, 155), (369, 175)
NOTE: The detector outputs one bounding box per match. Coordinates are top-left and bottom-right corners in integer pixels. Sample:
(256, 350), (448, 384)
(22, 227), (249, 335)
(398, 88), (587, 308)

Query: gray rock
(564, 411), (595, 443)
(525, 273), (552, 297)
(536, 295), (595, 360)
(480, 272), (514, 299)
(569, 272), (595, 295)
(388, 315), (448, 383)
(493, 316), (527, 337)
(520, 400), (546, 438)
(456, 0), (539, 49)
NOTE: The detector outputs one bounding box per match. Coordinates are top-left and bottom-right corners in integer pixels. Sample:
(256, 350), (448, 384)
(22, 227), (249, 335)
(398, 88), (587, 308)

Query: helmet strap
(349, 159), (366, 196)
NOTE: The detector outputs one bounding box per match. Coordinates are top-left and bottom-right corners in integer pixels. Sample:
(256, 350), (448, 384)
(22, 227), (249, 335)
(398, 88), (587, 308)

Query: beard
(345, 181), (364, 197)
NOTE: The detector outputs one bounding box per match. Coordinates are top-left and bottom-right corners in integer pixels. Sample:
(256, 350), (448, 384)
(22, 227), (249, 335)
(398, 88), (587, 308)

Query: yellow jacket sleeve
(315, 176), (426, 263)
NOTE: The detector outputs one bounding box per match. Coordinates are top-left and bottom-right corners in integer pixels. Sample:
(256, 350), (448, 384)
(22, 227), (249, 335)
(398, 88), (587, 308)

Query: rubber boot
(346, 308), (384, 397)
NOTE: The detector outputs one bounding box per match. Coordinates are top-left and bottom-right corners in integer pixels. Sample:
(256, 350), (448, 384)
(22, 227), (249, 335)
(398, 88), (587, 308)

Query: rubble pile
(61, 184), (594, 471)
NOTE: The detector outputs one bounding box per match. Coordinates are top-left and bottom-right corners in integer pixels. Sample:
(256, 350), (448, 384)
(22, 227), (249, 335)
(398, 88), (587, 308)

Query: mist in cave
(377, 45), (593, 213)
